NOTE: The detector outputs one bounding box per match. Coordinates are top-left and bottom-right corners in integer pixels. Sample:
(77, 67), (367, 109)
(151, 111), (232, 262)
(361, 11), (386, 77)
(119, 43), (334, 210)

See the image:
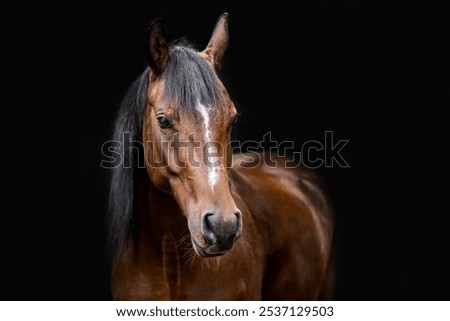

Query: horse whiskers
(186, 251), (221, 272)
(176, 232), (221, 272)
(202, 256), (221, 272)
(176, 233), (191, 250)
(177, 232), (198, 268)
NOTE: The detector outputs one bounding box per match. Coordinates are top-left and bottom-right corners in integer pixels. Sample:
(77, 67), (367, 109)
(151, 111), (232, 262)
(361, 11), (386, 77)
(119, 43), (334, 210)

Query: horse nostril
(234, 211), (242, 239)
(202, 213), (217, 245)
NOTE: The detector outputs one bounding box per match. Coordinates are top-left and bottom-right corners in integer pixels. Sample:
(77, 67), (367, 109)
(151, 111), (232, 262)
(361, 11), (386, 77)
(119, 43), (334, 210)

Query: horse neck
(134, 168), (188, 245)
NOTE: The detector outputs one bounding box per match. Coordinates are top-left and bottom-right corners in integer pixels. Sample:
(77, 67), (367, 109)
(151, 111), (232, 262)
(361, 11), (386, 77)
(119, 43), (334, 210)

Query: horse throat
(134, 168), (186, 298)
(162, 233), (181, 300)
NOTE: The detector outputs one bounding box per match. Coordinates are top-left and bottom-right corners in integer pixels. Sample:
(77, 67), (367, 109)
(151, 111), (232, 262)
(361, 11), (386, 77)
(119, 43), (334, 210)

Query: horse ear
(146, 18), (169, 75)
(203, 13), (229, 69)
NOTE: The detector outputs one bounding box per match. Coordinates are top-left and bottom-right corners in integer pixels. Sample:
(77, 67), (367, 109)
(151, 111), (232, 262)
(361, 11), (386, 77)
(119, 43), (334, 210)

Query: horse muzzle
(192, 210), (242, 257)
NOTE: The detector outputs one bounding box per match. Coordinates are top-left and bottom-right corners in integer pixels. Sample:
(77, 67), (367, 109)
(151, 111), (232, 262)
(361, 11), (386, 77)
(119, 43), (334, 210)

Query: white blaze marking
(197, 102), (219, 188)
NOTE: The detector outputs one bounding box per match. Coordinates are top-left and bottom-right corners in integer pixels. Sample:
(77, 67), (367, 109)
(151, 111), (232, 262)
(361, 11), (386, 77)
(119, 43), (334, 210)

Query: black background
(2, 1), (449, 300)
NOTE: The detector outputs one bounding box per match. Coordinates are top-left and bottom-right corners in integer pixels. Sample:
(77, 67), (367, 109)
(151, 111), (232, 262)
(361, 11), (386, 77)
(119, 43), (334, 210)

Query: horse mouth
(191, 238), (227, 258)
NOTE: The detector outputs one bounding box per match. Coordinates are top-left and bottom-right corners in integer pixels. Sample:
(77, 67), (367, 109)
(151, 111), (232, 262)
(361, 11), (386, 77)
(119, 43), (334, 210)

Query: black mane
(108, 68), (148, 255)
(163, 44), (223, 109)
(108, 42), (223, 254)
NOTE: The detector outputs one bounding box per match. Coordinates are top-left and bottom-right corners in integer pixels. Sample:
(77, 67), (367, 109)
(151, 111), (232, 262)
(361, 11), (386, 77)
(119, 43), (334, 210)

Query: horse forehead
(195, 102), (228, 127)
(196, 101), (213, 117)
(147, 78), (165, 102)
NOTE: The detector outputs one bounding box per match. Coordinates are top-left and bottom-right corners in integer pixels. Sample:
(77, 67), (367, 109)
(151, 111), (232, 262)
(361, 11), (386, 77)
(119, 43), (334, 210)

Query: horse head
(142, 14), (242, 257)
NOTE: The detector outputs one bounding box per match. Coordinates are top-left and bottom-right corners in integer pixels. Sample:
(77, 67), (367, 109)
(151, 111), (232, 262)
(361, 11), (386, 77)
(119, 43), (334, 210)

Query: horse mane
(163, 41), (224, 110)
(108, 41), (224, 256)
(108, 68), (149, 256)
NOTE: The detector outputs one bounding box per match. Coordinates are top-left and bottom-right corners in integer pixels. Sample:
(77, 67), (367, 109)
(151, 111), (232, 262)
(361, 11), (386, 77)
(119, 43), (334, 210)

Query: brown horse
(108, 13), (334, 300)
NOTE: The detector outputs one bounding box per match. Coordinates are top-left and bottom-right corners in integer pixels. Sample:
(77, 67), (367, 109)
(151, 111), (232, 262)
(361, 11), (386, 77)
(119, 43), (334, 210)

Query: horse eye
(157, 116), (172, 129)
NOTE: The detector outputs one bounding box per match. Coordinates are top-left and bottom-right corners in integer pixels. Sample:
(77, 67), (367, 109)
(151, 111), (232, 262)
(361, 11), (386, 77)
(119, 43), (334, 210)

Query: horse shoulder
(229, 153), (334, 299)
(230, 153), (333, 245)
